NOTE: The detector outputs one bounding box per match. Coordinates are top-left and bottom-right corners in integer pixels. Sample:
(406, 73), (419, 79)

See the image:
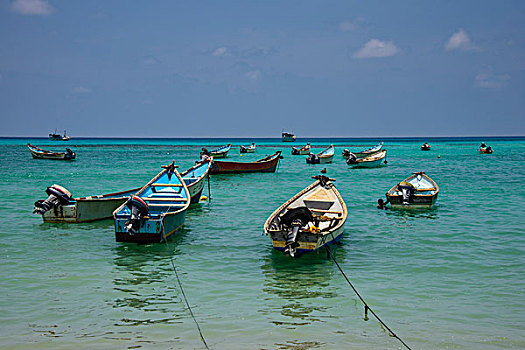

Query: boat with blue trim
(264, 175), (347, 257)
(209, 144), (231, 158)
(180, 157), (212, 204)
(384, 172), (439, 208)
(113, 161), (190, 243)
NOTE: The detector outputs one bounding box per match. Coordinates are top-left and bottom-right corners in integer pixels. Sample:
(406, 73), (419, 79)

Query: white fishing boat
(343, 142), (383, 159)
(347, 149), (387, 168)
(264, 175), (347, 257)
(306, 145), (334, 164)
(385, 172), (439, 208)
(291, 143), (311, 155)
(240, 143), (256, 153)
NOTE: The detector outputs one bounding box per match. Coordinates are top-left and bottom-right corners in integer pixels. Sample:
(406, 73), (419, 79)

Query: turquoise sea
(1, 137), (524, 349)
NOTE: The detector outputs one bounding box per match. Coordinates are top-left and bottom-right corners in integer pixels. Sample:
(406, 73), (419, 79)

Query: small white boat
(347, 149), (387, 168)
(240, 143), (256, 153)
(264, 175), (347, 257)
(306, 145), (334, 164)
(385, 172), (439, 208)
(291, 143), (311, 155)
(343, 142), (383, 159)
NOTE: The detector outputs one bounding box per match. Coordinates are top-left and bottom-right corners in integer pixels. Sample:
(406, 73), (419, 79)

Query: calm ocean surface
(1, 137), (524, 349)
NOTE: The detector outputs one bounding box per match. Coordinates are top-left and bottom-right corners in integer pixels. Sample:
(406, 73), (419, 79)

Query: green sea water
(1, 137), (524, 349)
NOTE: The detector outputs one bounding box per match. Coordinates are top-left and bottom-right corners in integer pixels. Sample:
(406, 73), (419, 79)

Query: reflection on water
(386, 206), (440, 220)
(260, 247), (347, 328)
(111, 235), (187, 327)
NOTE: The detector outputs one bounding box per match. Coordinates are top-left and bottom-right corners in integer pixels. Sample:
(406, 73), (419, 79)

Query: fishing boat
(384, 172), (439, 208)
(180, 158), (212, 204)
(264, 175), (347, 257)
(113, 161), (190, 244)
(27, 143), (76, 160)
(306, 145), (334, 164)
(48, 129), (70, 141)
(210, 151), (282, 174)
(240, 143), (256, 153)
(347, 149), (387, 168)
(208, 144), (231, 158)
(282, 132), (296, 142)
(291, 143), (311, 155)
(478, 143), (493, 154)
(34, 185), (140, 223)
(421, 143), (431, 151)
(342, 142), (383, 159)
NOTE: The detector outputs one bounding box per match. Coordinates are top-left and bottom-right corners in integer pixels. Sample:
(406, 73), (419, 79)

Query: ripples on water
(0, 138), (524, 349)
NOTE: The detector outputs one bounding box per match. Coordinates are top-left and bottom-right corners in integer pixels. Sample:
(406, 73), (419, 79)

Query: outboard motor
(346, 153), (357, 164)
(397, 181), (416, 205)
(33, 184), (72, 215)
(291, 147), (298, 155)
(280, 207), (315, 258)
(306, 153), (317, 164)
(342, 149), (350, 157)
(124, 196), (149, 234)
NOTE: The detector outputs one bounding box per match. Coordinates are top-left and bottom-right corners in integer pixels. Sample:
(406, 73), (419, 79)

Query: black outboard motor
(342, 149), (350, 157)
(280, 207), (315, 258)
(291, 147), (299, 155)
(346, 153), (357, 164)
(65, 148), (75, 160)
(124, 196), (149, 234)
(33, 184), (72, 215)
(306, 153), (318, 164)
(397, 181), (416, 205)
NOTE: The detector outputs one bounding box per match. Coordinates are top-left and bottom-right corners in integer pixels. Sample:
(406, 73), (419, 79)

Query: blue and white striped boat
(210, 144), (231, 158)
(113, 162), (190, 244)
(347, 149), (387, 168)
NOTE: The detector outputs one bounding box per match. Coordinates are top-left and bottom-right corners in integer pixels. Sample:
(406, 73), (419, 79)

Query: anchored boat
(421, 143), (431, 151)
(343, 142), (383, 159)
(27, 143), (75, 160)
(34, 185), (140, 223)
(180, 158), (212, 203)
(210, 151), (282, 174)
(240, 143), (256, 153)
(282, 132), (296, 142)
(385, 172), (439, 208)
(478, 143), (493, 154)
(208, 144), (231, 158)
(264, 175), (347, 257)
(306, 145), (334, 164)
(49, 129), (70, 141)
(347, 149), (387, 168)
(291, 143), (311, 155)
(113, 161), (190, 244)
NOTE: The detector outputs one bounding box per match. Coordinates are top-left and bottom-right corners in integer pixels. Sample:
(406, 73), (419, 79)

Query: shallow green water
(1, 138), (524, 349)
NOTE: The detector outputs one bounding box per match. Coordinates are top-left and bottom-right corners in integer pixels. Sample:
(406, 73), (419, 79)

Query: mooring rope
(322, 235), (412, 350)
(161, 223), (210, 350)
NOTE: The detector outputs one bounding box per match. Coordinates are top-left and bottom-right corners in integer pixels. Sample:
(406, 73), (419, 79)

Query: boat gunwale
(386, 172), (440, 197)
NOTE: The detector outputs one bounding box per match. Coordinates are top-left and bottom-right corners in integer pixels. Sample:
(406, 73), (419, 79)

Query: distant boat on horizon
(49, 129), (70, 141)
(282, 131), (296, 142)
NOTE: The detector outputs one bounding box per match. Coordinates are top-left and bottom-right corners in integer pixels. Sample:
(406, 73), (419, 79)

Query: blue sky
(0, 0), (524, 137)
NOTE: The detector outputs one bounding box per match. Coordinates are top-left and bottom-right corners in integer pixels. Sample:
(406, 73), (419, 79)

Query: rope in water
(323, 237), (412, 350)
(161, 220), (210, 349)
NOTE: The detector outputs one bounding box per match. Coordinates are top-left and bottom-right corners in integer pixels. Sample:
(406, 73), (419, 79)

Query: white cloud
(353, 39), (400, 59)
(245, 70), (261, 81)
(212, 47), (229, 57)
(475, 70), (510, 89)
(11, 0), (54, 15)
(339, 20), (356, 32)
(73, 86), (92, 94)
(445, 29), (474, 51)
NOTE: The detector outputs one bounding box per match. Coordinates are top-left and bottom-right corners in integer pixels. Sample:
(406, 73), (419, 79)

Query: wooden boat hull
(421, 146), (431, 151)
(348, 149), (387, 168)
(210, 151), (281, 174)
(42, 188), (140, 223)
(113, 162), (190, 243)
(181, 159), (212, 204)
(115, 210), (187, 244)
(28, 144), (75, 160)
(386, 172), (439, 209)
(347, 142), (384, 159)
(264, 176), (348, 257)
(292, 147), (311, 155)
(210, 144), (232, 158)
(306, 145), (334, 164)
